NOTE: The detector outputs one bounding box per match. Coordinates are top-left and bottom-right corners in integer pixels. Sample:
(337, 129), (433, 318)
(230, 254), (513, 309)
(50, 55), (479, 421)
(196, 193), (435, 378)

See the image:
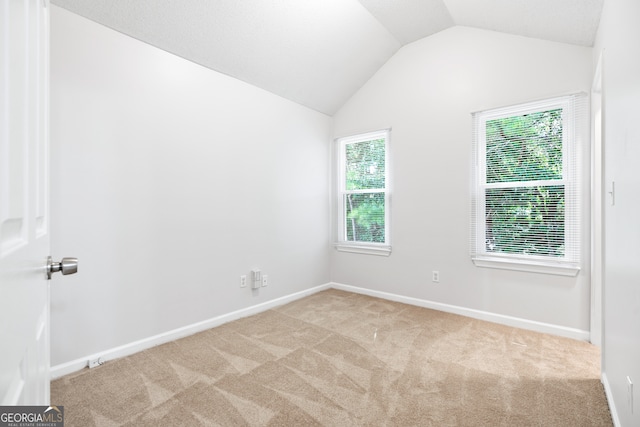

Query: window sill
(472, 256), (580, 277)
(334, 243), (391, 256)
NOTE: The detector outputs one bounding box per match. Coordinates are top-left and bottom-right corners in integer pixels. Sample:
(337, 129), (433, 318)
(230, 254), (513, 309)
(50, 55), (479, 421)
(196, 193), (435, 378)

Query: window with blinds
(471, 95), (586, 275)
(335, 129), (391, 256)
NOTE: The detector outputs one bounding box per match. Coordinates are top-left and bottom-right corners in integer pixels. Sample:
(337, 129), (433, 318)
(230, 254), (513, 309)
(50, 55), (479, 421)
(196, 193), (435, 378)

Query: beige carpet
(52, 289), (612, 426)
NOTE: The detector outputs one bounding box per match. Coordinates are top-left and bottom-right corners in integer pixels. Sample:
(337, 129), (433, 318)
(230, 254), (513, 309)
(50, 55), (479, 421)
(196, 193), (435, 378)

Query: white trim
(590, 50), (604, 349)
(471, 93), (586, 116)
(335, 129), (391, 250)
(471, 94), (586, 272)
(330, 282), (590, 341)
(336, 128), (391, 145)
(334, 243), (391, 256)
(602, 372), (621, 427)
(50, 283), (331, 379)
(472, 257), (580, 276)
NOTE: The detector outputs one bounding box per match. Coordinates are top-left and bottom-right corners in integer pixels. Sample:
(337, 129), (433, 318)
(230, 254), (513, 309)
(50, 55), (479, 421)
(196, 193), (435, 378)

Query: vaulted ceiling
(51, 0), (604, 115)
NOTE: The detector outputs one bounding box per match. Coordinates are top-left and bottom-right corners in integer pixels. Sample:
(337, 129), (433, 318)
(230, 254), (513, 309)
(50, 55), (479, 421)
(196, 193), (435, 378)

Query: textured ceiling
(445, 0), (604, 47)
(51, 0), (603, 115)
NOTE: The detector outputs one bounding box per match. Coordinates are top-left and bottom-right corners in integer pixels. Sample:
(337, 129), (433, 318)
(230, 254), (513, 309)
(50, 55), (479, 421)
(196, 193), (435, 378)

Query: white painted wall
(593, 0), (640, 424)
(48, 7), (604, 376)
(49, 6), (331, 366)
(332, 27), (593, 333)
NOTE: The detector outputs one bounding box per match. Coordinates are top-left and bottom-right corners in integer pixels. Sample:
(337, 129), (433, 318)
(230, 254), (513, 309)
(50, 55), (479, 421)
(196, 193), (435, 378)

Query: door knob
(47, 256), (78, 280)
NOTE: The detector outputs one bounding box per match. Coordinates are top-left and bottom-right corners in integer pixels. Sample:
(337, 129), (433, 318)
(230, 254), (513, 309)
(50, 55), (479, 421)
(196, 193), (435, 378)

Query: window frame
(471, 96), (583, 276)
(334, 129), (391, 256)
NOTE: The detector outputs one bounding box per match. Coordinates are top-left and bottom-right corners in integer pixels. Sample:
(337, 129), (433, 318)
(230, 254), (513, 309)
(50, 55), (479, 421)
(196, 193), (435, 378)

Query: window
(335, 129), (390, 256)
(471, 95), (586, 275)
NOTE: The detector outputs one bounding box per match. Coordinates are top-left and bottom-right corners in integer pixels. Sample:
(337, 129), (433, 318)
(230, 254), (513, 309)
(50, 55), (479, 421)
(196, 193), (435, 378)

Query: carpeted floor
(52, 289), (612, 426)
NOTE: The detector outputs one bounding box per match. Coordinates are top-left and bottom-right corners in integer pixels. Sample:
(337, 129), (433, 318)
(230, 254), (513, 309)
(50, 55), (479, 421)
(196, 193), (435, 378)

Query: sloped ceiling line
(51, 0), (603, 115)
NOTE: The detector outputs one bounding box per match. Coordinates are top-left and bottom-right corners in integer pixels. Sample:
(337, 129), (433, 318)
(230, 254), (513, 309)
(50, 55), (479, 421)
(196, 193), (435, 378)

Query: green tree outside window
(343, 138), (386, 243)
(484, 109), (565, 257)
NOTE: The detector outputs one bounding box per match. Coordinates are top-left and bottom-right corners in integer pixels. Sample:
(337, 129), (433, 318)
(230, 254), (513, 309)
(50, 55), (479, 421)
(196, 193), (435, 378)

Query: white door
(0, 0), (51, 405)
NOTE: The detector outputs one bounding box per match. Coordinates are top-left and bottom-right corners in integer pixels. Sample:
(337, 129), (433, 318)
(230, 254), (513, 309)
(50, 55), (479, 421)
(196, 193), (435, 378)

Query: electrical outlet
(432, 271), (440, 283)
(88, 357), (104, 369)
(240, 275), (247, 288)
(262, 275), (268, 287)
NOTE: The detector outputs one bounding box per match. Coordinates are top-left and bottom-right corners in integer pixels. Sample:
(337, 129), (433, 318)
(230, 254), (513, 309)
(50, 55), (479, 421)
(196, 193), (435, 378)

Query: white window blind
(471, 94), (587, 275)
(335, 129), (391, 256)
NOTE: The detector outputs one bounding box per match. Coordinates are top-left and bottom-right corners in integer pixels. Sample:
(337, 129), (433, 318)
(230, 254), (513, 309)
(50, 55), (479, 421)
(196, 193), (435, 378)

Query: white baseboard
(52, 281), (591, 379)
(330, 282), (591, 342)
(51, 283), (331, 379)
(602, 372), (621, 427)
